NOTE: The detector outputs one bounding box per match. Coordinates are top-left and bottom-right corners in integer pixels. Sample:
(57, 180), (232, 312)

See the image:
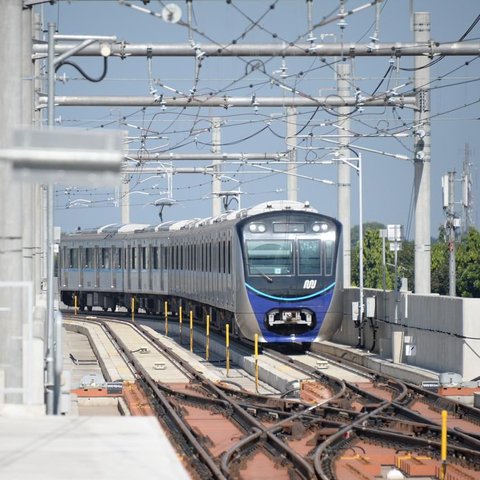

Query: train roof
(64, 200), (319, 237)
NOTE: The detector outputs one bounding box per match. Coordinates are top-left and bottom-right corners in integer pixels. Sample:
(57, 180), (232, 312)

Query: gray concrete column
(337, 63), (352, 287)
(286, 107), (298, 202)
(413, 12), (431, 294)
(0, 0), (25, 404)
(211, 117), (222, 216)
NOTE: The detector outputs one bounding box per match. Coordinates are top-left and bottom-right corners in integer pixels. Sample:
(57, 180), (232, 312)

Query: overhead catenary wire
(49, 1), (480, 241)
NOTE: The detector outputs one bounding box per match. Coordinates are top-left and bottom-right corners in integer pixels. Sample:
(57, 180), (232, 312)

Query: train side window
(152, 246), (159, 269)
(227, 240), (231, 274)
(101, 248), (111, 269)
(222, 241), (226, 274)
(218, 242), (221, 273)
(131, 246), (136, 269)
(85, 248), (93, 268)
(299, 240), (321, 275)
(324, 240), (334, 276)
(162, 245), (167, 270)
(69, 248), (78, 268)
(141, 246), (147, 269)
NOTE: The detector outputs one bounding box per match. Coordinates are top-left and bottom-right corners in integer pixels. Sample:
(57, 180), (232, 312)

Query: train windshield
(246, 240), (293, 276)
(298, 240), (321, 274)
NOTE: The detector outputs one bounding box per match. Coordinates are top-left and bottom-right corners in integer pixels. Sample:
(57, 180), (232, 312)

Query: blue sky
(42, 1), (480, 239)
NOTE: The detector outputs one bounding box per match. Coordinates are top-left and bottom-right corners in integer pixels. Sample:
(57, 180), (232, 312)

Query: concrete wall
(332, 288), (480, 381)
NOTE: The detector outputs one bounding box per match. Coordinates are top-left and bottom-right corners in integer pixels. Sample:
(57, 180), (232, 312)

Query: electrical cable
(55, 56), (108, 83)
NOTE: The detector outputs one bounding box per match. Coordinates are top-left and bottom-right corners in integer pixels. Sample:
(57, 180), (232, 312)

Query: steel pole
(32, 41), (480, 58)
(45, 22), (56, 415)
(358, 154), (364, 346)
(37, 94), (414, 108)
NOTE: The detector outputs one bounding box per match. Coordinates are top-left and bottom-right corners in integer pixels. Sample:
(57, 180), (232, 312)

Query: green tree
(351, 224), (394, 289)
(431, 226), (449, 295)
(351, 223), (414, 291)
(398, 239), (414, 292)
(456, 227), (480, 298)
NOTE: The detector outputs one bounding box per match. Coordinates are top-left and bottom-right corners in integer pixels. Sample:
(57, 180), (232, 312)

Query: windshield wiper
(252, 268), (273, 283)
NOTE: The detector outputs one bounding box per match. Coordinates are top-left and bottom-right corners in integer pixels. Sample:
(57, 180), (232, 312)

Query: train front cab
(236, 210), (342, 343)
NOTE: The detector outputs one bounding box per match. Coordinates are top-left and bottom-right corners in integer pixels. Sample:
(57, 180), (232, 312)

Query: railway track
(64, 311), (480, 479)
(262, 348), (480, 479)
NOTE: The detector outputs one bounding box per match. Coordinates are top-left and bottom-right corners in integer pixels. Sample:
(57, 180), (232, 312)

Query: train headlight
(312, 223), (321, 232)
(321, 223), (328, 231)
(249, 223), (266, 233)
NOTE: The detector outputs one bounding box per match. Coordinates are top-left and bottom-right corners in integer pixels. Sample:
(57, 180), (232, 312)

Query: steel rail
(88, 316), (315, 478)
(136, 323), (316, 479)
(100, 320), (228, 479)
(309, 348), (480, 429)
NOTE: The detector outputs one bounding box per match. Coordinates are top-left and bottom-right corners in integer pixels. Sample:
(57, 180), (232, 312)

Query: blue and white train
(59, 200), (343, 344)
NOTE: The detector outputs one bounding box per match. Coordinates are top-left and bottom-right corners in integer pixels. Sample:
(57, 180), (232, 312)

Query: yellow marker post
(254, 333), (259, 393)
(206, 314), (210, 361)
(440, 410), (448, 480)
(226, 324), (230, 377)
(74, 295), (78, 315)
(179, 305), (183, 344)
(164, 301), (168, 336)
(189, 310), (194, 352)
(131, 297), (135, 322)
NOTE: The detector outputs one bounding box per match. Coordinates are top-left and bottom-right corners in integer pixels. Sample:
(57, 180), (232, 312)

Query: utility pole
(211, 117), (222, 217)
(442, 171), (458, 297)
(462, 143), (473, 235)
(286, 107), (298, 202)
(413, 12), (431, 294)
(337, 63), (352, 287)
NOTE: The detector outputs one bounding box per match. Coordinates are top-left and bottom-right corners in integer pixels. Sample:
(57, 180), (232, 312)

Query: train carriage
(60, 200), (343, 344)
